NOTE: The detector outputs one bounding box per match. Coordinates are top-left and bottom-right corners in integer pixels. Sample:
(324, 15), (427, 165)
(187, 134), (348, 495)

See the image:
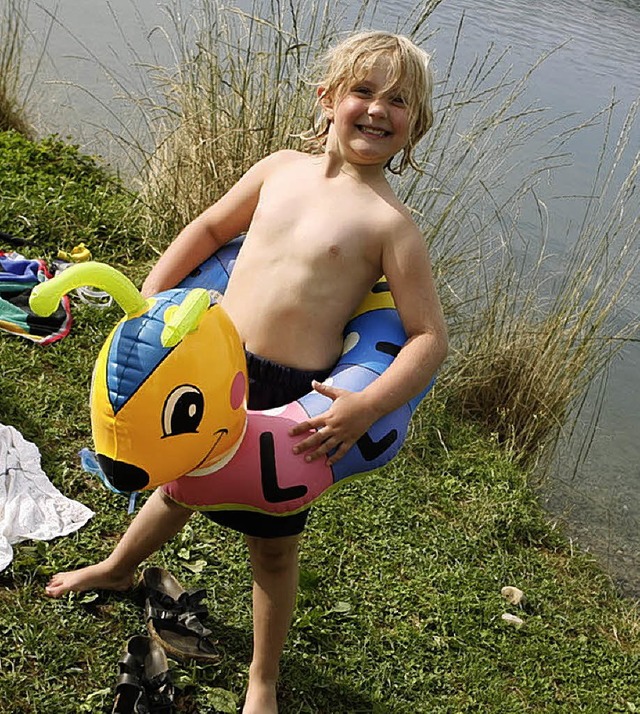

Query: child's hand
(288, 380), (379, 466)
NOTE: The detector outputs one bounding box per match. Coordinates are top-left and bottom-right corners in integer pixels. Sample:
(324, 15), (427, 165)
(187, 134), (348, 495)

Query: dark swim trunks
(203, 350), (333, 538)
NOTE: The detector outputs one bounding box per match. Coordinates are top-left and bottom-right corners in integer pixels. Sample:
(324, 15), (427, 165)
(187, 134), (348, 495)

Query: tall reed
(386, 15), (640, 466)
(416, 73), (639, 465)
(126, 1), (387, 246)
(0, 0), (33, 136)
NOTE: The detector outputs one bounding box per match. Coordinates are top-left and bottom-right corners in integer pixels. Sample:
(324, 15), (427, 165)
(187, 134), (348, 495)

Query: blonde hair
(311, 31), (434, 174)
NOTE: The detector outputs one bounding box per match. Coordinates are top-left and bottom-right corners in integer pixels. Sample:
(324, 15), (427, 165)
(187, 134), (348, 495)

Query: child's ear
(318, 87), (334, 120)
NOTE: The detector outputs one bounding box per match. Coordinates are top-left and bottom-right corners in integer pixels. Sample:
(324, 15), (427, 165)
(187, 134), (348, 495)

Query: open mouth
(357, 125), (390, 138)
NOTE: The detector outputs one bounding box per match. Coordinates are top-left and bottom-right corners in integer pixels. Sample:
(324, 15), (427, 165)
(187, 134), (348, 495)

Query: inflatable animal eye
(162, 385), (204, 437)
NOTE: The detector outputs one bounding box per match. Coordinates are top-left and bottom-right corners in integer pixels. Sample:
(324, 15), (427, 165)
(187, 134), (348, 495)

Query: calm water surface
(23, 0), (640, 594)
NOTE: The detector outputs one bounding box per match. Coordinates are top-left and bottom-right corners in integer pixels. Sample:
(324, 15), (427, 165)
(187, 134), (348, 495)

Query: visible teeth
(358, 126), (388, 137)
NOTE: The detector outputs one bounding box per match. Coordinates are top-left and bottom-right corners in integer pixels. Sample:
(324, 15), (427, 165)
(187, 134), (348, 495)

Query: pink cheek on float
(230, 371), (246, 410)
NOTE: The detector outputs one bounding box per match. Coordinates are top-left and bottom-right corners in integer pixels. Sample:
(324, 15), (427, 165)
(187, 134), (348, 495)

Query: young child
(45, 31), (448, 714)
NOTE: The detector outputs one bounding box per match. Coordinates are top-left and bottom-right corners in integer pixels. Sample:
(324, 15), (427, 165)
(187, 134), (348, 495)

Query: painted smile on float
(192, 428), (229, 470)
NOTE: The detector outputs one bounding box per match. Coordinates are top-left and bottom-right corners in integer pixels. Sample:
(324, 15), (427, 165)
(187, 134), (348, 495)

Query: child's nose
(368, 98), (388, 117)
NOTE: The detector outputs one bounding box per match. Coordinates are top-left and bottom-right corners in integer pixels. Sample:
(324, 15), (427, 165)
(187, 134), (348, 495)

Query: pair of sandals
(113, 567), (220, 713)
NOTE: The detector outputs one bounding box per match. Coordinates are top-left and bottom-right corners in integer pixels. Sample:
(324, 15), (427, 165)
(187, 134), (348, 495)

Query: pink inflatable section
(163, 400), (334, 514)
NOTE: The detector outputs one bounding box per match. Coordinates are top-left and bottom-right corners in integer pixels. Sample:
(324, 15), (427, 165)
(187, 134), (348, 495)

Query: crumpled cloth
(0, 251), (72, 344)
(0, 424), (94, 571)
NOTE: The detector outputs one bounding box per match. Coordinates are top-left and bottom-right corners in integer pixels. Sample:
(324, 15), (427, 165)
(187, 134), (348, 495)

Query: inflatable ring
(163, 236), (434, 515)
(30, 237), (434, 511)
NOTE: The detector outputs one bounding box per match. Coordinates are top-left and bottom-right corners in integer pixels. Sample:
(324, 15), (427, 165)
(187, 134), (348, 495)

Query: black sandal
(141, 567), (220, 663)
(112, 636), (175, 714)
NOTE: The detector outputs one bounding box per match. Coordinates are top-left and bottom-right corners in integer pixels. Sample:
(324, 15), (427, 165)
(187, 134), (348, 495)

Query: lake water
(19, 0), (640, 595)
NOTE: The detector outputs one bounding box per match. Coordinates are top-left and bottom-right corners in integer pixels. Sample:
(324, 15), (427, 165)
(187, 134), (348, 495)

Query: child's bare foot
(242, 677), (278, 714)
(44, 562), (134, 598)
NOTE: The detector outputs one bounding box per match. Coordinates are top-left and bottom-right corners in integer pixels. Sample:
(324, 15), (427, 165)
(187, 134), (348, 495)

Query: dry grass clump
(131, 2), (332, 248)
(448, 311), (607, 466)
(0, 0), (33, 136)
(437, 98), (640, 466)
(128, 0), (442, 250)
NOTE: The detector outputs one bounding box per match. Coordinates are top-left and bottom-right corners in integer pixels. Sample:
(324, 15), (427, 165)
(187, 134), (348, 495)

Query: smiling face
(321, 60), (411, 169)
(313, 32), (434, 173)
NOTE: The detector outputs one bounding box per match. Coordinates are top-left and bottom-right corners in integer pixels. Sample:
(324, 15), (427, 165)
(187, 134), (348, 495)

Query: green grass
(0, 130), (148, 265)
(1, 389), (638, 712)
(0, 131), (637, 711)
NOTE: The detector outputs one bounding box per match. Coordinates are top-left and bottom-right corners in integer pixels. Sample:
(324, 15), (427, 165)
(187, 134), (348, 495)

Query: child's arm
(140, 151), (295, 297)
(290, 221), (448, 465)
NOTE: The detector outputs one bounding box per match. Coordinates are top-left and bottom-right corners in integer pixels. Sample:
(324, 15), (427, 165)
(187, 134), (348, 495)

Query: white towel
(0, 424), (94, 571)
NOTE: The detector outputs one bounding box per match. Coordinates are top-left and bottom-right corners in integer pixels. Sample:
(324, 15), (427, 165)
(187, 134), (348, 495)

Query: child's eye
(353, 86), (372, 96)
(391, 95), (406, 106)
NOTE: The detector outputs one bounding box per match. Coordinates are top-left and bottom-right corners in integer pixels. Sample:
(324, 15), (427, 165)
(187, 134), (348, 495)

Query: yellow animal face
(28, 261), (248, 493)
(91, 296), (247, 491)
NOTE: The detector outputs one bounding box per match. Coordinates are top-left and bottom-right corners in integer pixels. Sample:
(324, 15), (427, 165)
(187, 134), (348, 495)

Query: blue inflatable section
(107, 293), (180, 412)
(178, 236), (243, 293)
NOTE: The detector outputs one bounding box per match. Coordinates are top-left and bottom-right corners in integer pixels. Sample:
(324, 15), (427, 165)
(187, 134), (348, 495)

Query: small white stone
(501, 613), (524, 628)
(501, 586), (525, 606)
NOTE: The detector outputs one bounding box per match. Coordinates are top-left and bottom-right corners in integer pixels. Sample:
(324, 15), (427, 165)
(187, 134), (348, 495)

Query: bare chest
(251, 172), (387, 269)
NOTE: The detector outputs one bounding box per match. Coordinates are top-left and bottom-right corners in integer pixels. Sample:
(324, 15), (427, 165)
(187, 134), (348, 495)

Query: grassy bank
(0, 129), (638, 713)
(1, 0), (640, 710)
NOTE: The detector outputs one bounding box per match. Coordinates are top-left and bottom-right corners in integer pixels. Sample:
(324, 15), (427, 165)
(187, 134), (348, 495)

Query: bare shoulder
(379, 200), (445, 340)
(229, 150), (306, 196)
(259, 149), (309, 172)
(275, 149), (308, 160)
(378, 198), (424, 253)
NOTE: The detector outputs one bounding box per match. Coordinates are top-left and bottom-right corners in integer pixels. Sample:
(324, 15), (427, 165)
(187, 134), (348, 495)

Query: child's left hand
(288, 380), (379, 466)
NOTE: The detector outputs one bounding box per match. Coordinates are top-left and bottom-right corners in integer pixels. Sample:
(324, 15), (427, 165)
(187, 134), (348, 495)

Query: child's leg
(45, 489), (193, 597)
(243, 533), (301, 714)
